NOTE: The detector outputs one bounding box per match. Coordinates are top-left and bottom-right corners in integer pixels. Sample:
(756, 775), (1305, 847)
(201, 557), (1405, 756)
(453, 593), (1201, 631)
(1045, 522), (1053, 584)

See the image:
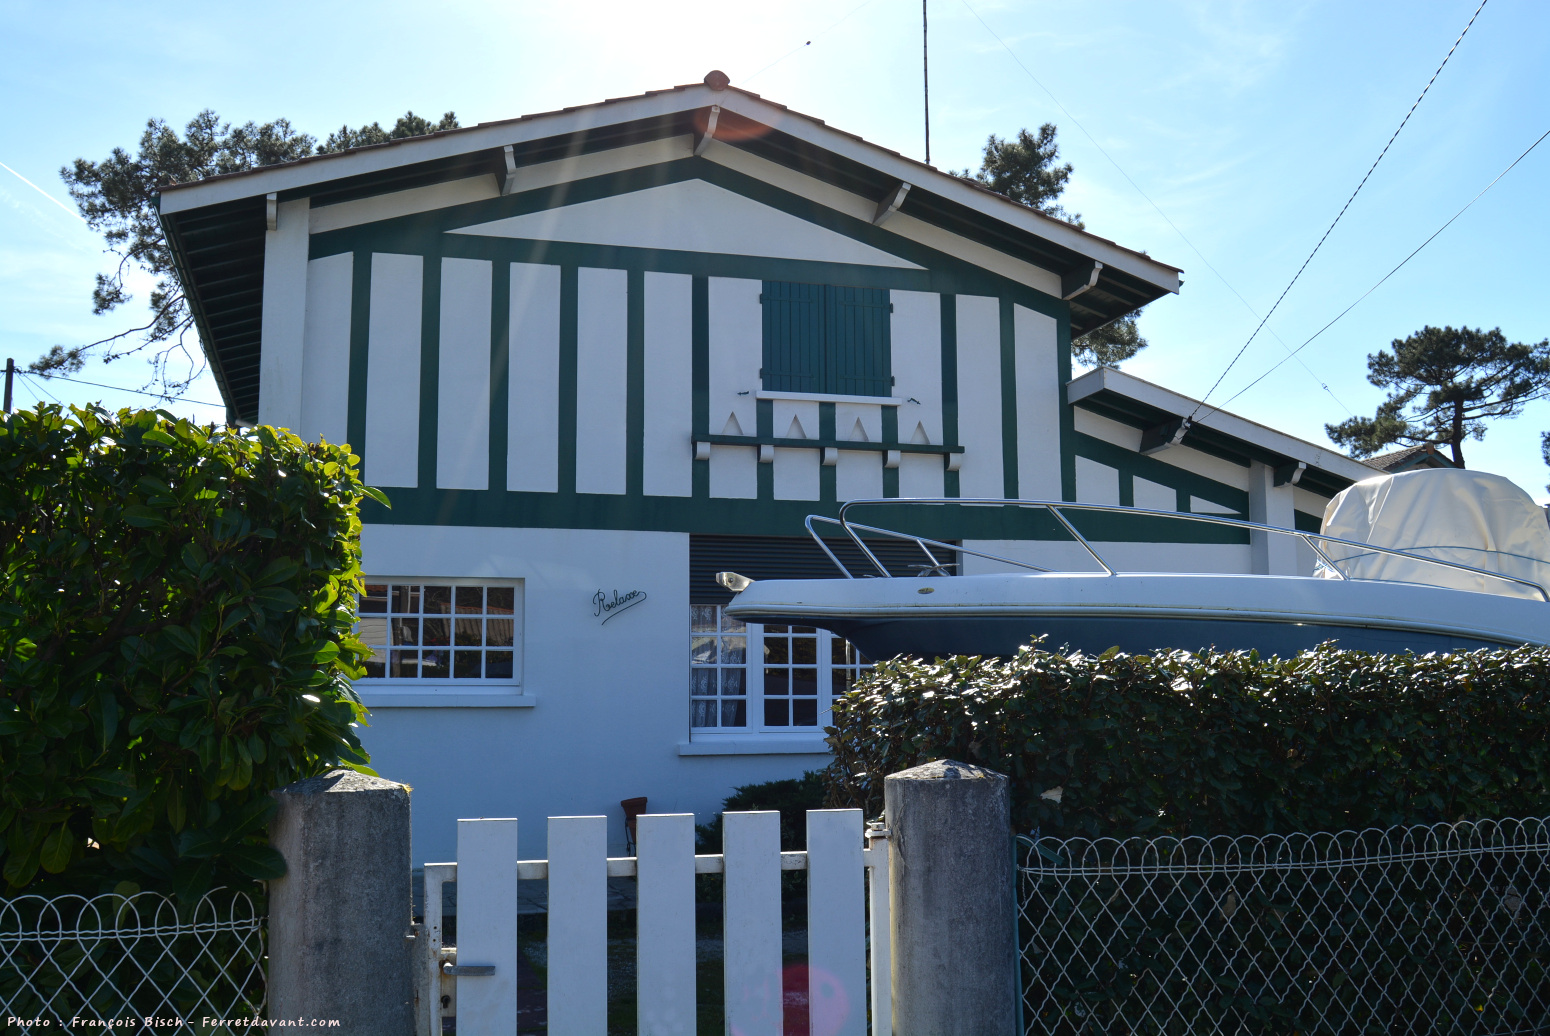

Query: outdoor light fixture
(715, 571), (754, 593)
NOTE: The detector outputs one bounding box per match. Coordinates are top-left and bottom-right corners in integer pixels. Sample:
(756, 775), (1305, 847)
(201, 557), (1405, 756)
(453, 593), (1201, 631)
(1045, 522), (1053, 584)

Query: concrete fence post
(268, 769), (415, 1035)
(885, 759), (1017, 1036)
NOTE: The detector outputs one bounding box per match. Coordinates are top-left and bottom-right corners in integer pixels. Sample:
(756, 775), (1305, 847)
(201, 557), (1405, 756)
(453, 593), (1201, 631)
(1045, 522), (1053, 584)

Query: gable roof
(1367, 443), (1458, 472)
(159, 74), (1183, 423)
(1067, 367), (1376, 497)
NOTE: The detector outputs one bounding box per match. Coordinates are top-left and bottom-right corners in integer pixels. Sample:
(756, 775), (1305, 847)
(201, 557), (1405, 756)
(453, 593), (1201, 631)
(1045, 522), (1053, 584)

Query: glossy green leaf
(39, 826), (74, 874)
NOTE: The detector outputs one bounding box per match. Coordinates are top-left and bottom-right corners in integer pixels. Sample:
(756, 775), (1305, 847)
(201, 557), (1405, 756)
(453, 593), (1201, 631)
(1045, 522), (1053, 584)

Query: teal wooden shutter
(824, 286), (892, 396)
(761, 281), (824, 392)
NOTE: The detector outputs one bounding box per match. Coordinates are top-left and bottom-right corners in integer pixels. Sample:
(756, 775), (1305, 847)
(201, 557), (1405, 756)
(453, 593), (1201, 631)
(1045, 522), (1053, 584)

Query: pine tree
(49, 109), (457, 395)
(1325, 325), (1550, 467)
(963, 124), (1149, 368)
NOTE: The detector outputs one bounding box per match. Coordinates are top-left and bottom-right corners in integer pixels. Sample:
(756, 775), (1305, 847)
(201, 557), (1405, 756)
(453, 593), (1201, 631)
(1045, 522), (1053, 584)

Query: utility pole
(923, 0), (931, 165)
(3, 358), (12, 414)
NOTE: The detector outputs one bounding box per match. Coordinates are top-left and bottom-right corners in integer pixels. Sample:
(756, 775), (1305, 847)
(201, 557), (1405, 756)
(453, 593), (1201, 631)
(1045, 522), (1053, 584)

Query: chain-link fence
(0, 888), (265, 1034)
(1019, 818), (1550, 1035)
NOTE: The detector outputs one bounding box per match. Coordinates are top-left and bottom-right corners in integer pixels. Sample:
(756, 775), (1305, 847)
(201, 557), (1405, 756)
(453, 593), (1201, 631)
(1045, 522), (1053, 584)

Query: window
(690, 606), (870, 732)
(691, 604), (747, 728)
(358, 580), (520, 684)
(761, 281), (892, 396)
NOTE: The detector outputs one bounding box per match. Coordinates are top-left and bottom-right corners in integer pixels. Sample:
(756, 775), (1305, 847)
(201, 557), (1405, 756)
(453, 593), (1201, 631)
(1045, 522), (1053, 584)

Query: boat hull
(769, 612), (1514, 661)
(724, 572), (1549, 660)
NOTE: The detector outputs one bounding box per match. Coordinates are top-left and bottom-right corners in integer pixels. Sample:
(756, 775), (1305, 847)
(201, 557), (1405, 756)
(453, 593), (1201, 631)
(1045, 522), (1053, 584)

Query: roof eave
(159, 84), (1180, 295)
(1067, 367), (1373, 494)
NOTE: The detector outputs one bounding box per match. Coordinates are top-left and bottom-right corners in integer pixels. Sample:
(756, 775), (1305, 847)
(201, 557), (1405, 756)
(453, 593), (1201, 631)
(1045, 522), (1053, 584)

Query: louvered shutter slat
(825, 286), (891, 397)
(760, 281), (823, 392)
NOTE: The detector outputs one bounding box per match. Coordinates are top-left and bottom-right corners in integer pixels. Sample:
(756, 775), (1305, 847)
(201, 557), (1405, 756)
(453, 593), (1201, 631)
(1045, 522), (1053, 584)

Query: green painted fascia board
(360, 486), (1248, 545)
(1073, 430), (1249, 515)
(306, 157), (1069, 319)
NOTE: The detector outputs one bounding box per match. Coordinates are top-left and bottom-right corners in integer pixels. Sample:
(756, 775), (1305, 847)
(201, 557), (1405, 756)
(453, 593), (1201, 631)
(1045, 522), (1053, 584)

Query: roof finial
(704, 70), (730, 91)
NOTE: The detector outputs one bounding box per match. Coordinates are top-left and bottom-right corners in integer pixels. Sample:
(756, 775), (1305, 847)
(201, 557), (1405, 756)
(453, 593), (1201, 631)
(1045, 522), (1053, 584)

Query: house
(159, 72), (1374, 861)
(1367, 442), (1458, 473)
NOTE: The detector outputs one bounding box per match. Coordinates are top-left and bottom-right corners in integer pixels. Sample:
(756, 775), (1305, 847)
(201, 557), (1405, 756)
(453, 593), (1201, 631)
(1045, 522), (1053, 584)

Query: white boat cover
(1318, 468), (1550, 600)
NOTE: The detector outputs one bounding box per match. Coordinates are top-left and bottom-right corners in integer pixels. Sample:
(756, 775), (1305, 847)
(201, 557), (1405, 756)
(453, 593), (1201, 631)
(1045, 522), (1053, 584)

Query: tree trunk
(1450, 401), (1466, 467)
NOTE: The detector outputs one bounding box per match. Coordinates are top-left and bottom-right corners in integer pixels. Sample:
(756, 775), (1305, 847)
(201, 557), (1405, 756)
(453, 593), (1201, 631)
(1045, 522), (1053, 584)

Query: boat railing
(801, 498), (1550, 603)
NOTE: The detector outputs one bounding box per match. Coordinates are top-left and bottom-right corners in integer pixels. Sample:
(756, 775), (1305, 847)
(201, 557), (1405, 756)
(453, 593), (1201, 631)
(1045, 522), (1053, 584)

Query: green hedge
(695, 771), (828, 853)
(0, 405), (381, 898)
(824, 642), (1550, 836)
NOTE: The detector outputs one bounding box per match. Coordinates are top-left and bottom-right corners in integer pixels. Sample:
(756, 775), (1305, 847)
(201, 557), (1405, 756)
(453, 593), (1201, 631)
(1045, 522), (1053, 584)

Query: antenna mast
(922, 0), (931, 164)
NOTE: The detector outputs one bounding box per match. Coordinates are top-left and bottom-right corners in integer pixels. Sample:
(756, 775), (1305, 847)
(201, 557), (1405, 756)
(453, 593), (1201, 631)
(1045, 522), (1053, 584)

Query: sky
(2, 0), (1548, 496)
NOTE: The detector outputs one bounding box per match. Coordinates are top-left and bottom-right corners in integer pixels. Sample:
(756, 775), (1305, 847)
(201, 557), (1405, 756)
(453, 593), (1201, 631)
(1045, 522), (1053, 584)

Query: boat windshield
(806, 490), (1550, 603)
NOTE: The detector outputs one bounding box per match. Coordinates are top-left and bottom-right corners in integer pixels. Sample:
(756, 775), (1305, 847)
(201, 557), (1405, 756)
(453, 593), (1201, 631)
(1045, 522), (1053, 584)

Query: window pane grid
(690, 607), (870, 733)
(690, 604), (748, 729)
(762, 623), (821, 728)
(359, 582), (516, 681)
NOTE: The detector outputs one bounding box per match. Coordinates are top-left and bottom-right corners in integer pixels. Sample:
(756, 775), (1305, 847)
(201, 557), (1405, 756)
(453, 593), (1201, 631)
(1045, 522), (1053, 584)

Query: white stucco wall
(355, 525), (829, 863)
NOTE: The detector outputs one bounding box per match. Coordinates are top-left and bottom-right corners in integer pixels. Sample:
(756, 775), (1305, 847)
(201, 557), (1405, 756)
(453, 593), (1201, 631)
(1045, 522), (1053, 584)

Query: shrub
(695, 771), (828, 852)
(825, 642), (1550, 837)
(0, 405), (381, 898)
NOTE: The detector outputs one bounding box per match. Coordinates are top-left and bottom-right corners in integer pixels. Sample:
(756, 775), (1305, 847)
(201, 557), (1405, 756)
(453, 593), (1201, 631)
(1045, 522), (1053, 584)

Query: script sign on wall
(593, 588), (647, 624)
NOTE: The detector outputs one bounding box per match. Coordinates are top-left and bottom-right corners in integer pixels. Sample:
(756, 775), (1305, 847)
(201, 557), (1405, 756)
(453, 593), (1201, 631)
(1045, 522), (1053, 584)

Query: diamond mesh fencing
(1019, 818), (1550, 1035)
(0, 889), (265, 1033)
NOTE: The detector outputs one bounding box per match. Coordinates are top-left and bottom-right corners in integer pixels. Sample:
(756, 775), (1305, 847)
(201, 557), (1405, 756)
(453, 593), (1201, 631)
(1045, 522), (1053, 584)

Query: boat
(721, 469), (1550, 659)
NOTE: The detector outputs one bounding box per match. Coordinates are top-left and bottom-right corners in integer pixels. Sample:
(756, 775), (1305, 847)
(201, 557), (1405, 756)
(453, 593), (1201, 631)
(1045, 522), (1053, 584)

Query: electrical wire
(1216, 125), (1550, 412)
(19, 370), (223, 408)
(17, 372), (61, 405)
(1189, 0), (1490, 418)
(744, 0), (880, 84)
(956, 0), (1352, 416)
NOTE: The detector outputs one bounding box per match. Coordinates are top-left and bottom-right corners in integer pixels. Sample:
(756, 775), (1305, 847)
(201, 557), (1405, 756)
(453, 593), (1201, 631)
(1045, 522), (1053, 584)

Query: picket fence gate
(419, 808), (891, 1036)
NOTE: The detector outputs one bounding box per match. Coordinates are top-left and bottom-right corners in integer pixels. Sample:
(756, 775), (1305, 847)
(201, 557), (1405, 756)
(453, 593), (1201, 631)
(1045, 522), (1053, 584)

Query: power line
(18, 372), (61, 405)
(956, 0), (1351, 415)
(1190, 0), (1490, 418)
(19, 370), (223, 408)
(1217, 125), (1550, 411)
(743, 0), (880, 84)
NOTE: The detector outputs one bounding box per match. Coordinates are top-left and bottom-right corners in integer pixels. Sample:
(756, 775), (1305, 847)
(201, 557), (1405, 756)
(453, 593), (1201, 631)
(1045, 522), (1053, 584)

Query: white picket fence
(419, 809), (891, 1036)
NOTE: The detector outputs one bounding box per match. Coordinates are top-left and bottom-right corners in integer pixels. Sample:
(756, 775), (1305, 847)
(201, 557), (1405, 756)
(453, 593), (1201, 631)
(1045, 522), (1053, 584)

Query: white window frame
(690, 606), (866, 741)
(354, 576), (528, 708)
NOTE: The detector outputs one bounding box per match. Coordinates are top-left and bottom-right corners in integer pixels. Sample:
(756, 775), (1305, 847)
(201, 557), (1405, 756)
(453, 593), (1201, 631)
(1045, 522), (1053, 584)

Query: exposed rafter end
(1274, 460), (1307, 487)
(264, 193), (278, 232)
(1061, 260), (1104, 301)
(693, 105), (721, 157)
(873, 181), (912, 225)
(1140, 416), (1191, 456)
(501, 145), (518, 197)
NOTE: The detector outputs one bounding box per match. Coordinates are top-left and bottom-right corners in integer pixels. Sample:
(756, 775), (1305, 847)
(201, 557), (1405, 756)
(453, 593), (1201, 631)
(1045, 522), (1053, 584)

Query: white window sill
(755, 390), (906, 407)
(678, 737), (832, 756)
(359, 688), (535, 709)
